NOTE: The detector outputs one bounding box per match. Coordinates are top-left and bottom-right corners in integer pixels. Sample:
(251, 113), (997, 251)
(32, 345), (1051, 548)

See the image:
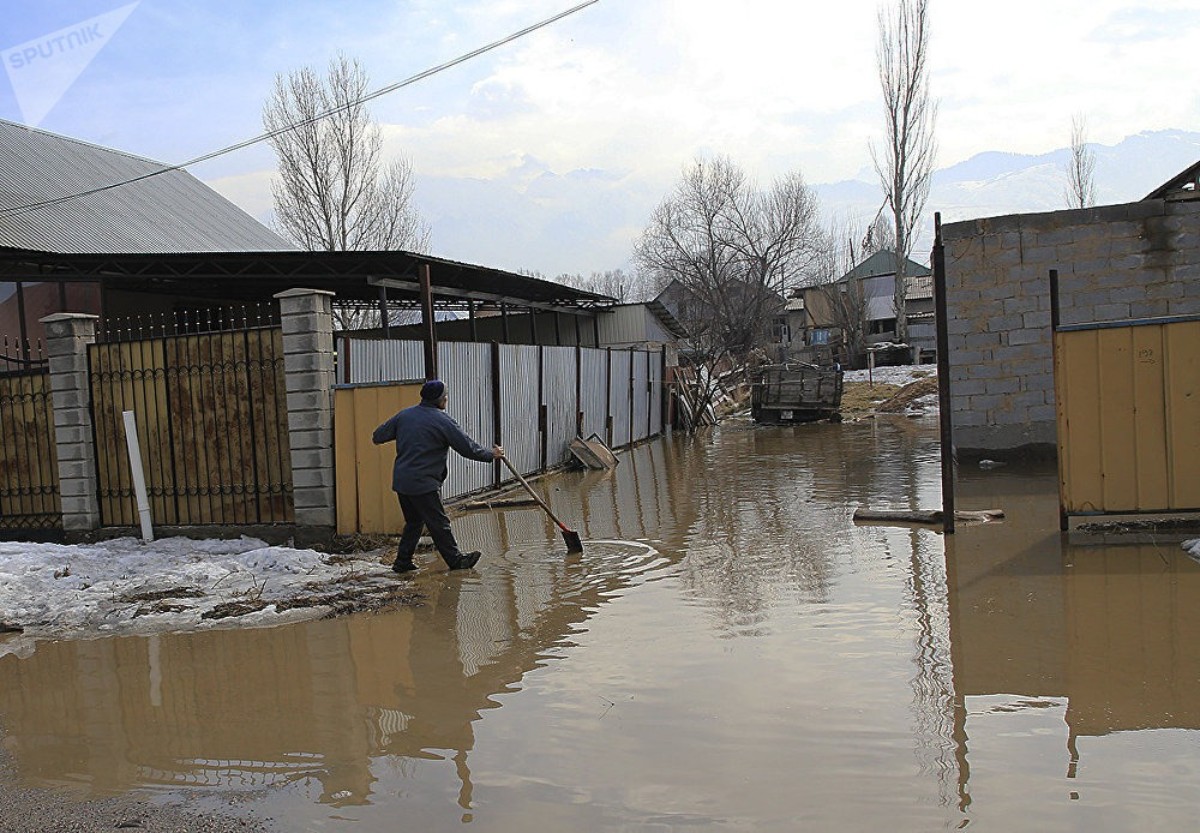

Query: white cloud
(934, 2), (1200, 157)
(194, 0), (1200, 275)
(206, 169), (277, 228)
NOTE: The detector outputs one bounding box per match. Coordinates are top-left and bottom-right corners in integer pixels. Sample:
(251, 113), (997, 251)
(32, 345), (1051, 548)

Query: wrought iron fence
(0, 348), (60, 534)
(96, 304), (281, 343)
(0, 336), (48, 373)
(89, 325), (293, 527)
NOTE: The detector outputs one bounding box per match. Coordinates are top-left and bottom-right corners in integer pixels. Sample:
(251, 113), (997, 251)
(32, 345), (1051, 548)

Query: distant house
(654, 278), (787, 357)
(840, 250), (934, 354)
(792, 250), (934, 366)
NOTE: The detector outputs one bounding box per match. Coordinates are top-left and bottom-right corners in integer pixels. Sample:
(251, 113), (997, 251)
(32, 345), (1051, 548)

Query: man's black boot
(450, 551), (481, 570)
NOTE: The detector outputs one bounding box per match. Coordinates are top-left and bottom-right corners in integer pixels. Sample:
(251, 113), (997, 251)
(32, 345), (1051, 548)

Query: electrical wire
(0, 0), (599, 219)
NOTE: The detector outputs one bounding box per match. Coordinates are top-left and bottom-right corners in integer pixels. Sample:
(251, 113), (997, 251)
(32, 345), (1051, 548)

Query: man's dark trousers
(396, 491), (463, 566)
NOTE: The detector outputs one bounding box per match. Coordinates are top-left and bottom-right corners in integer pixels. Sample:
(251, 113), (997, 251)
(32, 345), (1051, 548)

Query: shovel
(501, 456), (584, 554)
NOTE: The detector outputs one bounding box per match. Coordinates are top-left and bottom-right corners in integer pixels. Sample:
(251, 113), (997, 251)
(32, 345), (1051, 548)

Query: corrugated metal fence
(338, 338), (665, 502)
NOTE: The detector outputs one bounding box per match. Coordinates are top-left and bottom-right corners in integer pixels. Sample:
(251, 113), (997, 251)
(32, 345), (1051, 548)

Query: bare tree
(264, 55), (431, 329)
(555, 269), (647, 303)
(638, 156), (822, 352)
(635, 156), (824, 426)
(862, 212), (896, 257)
(1065, 113), (1097, 209)
(805, 219), (870, 365)
(873, 0), (936, 346)
(815, 279), (869, 366)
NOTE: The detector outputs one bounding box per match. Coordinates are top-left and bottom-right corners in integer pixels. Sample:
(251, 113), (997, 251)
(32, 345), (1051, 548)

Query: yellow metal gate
(89, 327), (293, 527)
(334, 382), (422, 535)
(1054, 315), (1200, 524)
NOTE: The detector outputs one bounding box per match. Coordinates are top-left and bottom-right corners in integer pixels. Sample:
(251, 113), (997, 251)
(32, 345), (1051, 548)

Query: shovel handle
(501, 455), (571, 531)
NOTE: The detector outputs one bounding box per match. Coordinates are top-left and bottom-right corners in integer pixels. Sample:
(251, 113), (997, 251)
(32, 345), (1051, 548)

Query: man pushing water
(372, 379), (504, 573)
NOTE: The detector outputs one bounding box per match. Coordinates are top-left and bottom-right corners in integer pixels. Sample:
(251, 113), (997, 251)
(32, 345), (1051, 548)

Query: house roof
(0, 247), (615, 314)
(0, 119), (291, 253)
(644, 298), (688, 338)
(840, 250), (931, 282)
(1144, 159), (1200, 200)
(0, 121), (613, 316)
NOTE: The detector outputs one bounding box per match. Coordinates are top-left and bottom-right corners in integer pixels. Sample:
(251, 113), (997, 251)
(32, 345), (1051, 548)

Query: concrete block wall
(942, 194), (1200, 456)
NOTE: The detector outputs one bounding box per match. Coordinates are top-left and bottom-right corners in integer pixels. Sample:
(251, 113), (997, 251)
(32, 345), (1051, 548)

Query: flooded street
(1, 415), (1199, 831)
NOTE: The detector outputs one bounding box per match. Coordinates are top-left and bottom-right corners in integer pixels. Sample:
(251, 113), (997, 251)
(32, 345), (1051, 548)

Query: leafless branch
(264, 54), (432, 260)
(871, 0), (937, 344)
(1065, 113), (1097, 209)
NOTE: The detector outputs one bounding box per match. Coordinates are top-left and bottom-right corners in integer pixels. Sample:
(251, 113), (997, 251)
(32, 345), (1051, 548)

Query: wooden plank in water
(460, 497), (540, 511)
(853, 507), (1005, 525)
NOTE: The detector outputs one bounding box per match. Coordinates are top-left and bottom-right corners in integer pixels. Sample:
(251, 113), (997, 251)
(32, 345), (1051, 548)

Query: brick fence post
(41, 313), (100, 535)
(275, 289), (336, 538)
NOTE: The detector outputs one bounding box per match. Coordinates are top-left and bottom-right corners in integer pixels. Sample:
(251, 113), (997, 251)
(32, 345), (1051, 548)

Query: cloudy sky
(2, 0), (1198, 276)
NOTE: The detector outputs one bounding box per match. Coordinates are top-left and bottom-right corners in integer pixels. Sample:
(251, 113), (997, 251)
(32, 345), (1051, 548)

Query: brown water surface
(2, 416), (1199, 830)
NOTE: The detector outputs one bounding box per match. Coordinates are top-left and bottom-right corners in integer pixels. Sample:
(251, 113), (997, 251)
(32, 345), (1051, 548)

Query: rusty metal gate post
(932, 213), (955, 535)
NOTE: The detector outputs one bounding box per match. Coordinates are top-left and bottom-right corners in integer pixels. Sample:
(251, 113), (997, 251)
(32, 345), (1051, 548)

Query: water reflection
(0, 441), (682, 805)
(0, 420), (1198, 829)
(0, 544), (670, 805)
(946, 463), (1200, 822)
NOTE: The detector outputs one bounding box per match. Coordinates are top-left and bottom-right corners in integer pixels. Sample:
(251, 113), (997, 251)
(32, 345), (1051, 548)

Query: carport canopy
(0, 247), (615, 317)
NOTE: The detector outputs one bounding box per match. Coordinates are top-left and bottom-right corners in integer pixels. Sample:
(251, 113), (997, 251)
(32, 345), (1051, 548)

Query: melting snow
(0, 536), (394, 659)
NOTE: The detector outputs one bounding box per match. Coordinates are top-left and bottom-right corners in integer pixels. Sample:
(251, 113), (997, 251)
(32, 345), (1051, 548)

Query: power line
(1, 0), (599, 219)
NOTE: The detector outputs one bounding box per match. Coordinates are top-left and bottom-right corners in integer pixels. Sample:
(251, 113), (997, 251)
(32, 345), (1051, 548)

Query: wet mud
(1, 415), (1198, 830)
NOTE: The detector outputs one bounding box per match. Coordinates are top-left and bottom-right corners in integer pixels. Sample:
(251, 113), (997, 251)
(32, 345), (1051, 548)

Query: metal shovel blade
(562, 528), (584, 554)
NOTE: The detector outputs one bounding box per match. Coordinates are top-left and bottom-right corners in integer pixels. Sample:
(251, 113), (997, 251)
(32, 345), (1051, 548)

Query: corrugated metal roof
(0, 248), (616, 311)
(595, 301), (687, 345)
(0, 119), (291, 253)
(840, 249), (930, 282)
(644, 298), (688, 338)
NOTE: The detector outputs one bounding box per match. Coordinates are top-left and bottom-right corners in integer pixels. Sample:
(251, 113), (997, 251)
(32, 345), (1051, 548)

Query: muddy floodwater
(2, 415), (1199, 831)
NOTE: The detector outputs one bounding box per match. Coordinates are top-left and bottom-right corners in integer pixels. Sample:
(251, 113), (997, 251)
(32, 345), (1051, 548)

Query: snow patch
(0, 536), (394, 658)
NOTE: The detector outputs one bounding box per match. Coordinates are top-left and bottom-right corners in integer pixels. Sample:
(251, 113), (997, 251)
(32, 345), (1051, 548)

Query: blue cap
(420, 379), (446, 401)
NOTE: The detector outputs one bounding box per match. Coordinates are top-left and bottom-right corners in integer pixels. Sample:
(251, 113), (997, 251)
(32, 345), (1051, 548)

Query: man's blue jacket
(372, 400), (494, 495)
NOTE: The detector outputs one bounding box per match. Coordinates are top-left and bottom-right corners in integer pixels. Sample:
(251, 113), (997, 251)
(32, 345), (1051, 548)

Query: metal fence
(542, 345), (576, 469)
(609, 349), (633, 449)
(89, 327), (293, 527)
(0, 364), (60, 535)
(500, 344), (540, 477)
(338, 338), (666, 500)
(1054, 313), (1200, 525)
